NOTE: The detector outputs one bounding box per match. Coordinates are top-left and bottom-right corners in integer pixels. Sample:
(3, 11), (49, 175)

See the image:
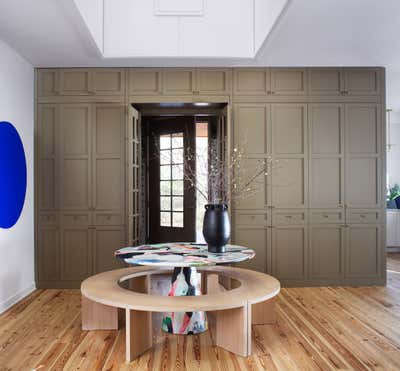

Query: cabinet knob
(107, 215), (111, 220)
(323, 214), (329, 218)
(285, 215), (292, 219)
(73, 215), (78, 221)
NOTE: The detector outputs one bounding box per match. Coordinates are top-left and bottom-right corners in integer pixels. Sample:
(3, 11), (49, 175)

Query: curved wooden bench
(81, 266), (280, 362)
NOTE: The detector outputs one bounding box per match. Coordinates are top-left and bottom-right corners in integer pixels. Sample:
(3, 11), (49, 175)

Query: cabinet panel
(309, 104), (343, 155)
(37, 227), (60, 281)
(344, 68), (381, 96)
(129, 69), (162, 95)
(346, 209), (380, 224)
(94, 228), (125, 273)
(39, 159), (57, 210)
(310, 210), (344, 224)
(37, 69), (59, 96)
(233, 69), (268, 96)
(60, 105), (91, 210)
(62, 159), (90, 210)
(61, 105), (90, 156)
(94, 106), (124, 156)
(234, 212), (269, 227)
(196, 69), (231, 94)
(346, 104), (380, 155)
(95, 159), (122, 210)
(308, 69), (342, 96)
(93, 105), (124, 213)
(272, 210), (307, 226)
(272, 226), (307, 280)
(234, 158), (267, 210)
(60, 69), (91, 95)
(93, 69), (125, 95)
(310, 225), (344, 279)
(234, 227), (269, 273)
(38, 105), (58, 210)
(234, 104), (269, 154)
(346, 158), (379, 208)
(38, 106), (57, 157)
(163, 69), (195, 95)
(270, 69), (307, 95)
(62, 213), (91, 227)
(346, 225), (380, 278)
(271, 104), (306, 155)
(310, 158), (343, 207)
(272, 158), (305, 208)
(61, 228), (91, 280)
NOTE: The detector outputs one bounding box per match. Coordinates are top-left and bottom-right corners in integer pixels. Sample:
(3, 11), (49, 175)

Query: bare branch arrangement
(157, 137), (279, 205)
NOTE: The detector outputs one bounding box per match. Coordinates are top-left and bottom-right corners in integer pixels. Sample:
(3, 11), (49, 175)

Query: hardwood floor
(1, 257), (400, 370)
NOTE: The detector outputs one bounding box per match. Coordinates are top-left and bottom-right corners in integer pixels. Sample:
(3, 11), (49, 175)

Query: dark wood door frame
(147, 116), (196, 243)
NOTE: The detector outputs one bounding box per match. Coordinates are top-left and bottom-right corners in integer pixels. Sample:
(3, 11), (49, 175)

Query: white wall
(0, 39), (35, 313)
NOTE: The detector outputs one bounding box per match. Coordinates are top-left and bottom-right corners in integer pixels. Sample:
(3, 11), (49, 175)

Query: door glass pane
(160, 196), (171, 211)
(160, 135), (171, 150)
(172, 180), (184, 195)
(160, 212), (171, 227)
(159, 132), (185, 229)
(160, 149), (171, 165)
(172, 196), (184, 211)
(172, 212), (184, 228)
(172, 149), (183, 164)
(172, 164), (184, 179)
(160, 181), (171, 195)
(160, 165), (171, 180)
(172, 135), (183, 148)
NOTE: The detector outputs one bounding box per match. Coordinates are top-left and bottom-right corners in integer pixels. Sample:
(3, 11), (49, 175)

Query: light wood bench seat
(81, 266), (280, 362)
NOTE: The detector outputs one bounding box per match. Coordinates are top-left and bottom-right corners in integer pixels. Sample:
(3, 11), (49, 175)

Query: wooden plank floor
(1, 256), (400, 370)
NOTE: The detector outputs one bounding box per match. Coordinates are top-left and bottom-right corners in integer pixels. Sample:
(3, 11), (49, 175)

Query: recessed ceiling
(73, 0), (289, 59)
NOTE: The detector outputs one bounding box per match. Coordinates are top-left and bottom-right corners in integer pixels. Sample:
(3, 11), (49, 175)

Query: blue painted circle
(0, 122), (27, 229)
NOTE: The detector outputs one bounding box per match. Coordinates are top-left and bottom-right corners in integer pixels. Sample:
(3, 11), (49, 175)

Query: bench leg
(81, 295), (119, 330)
(214, 303), (251, 357)
(125, 309), (152, 362)
(252, 298), (276, 325)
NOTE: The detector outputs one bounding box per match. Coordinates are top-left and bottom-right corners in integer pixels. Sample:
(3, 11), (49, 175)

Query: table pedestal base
(162, 267), (207, 335)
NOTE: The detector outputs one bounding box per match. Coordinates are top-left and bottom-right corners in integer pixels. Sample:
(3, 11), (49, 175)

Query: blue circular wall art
(0, 121), (27, 229)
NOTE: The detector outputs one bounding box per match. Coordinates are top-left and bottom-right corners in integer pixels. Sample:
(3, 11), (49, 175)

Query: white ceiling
(0, 0), (400, 113)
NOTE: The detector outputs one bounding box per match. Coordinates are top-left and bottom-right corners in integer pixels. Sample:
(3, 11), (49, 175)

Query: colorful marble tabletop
(115, 243), (255, 267)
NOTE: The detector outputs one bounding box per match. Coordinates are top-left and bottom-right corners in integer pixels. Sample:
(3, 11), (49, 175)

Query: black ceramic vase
(202, 203), (231, 253)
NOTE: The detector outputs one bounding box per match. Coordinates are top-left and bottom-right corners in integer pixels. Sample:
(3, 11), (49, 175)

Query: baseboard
(0, 282), (36, 314)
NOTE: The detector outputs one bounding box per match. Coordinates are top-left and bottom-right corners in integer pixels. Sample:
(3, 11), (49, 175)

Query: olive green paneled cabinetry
(36, 102), (126, 287)
(36, 67), (385, 288)
(232, 67), (385, 286)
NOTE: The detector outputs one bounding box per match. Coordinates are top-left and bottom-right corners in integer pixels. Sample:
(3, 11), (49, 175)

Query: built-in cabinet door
(61, 227), (92, 281)
(309, 104), (344, 208)
(129, 68), (162, 95)
(345, 104), (381, 208)
(163, 69), (195, 95)
(309, 225), (344, 279)
(93, 69), (125, 95)
(271, 104), (307, 208)
(59, 104), (92, 210)
(234, 157), (267, 210)
(345, 225), (381, 278)
(93, 227), (125, 273)
(233, 69), (269, 96)
(234, 227), (270, 273)
(196, 69), (231, 95)
(270, 69), (307, 96)
(234, 104), (269, 155)
(37, 69), (60, 96)
(92, 105), (125, 218)
(60, 69), (92, 95)
(344, 68), (381, 96)
(37, 105), (59, 210)
(271, 226), (307, 280)
(37, 227), (60, 281)
(308, 69), (343, 96)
